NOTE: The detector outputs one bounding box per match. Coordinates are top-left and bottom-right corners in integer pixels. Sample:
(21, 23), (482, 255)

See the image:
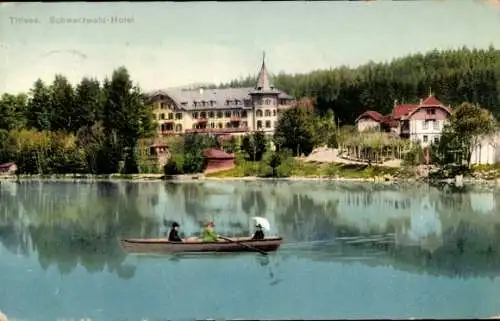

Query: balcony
(230, 116), (241, 122)
(185, 127), (250, 134)
(197, 118), (208, 123)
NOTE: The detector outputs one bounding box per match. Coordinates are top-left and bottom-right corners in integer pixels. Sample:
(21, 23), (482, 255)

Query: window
(160, 103), (165, 109)
(233, 111), (240, 117)
(264, 99), (271, 105)
(433, 136), (439, 144)
(433, 120), (439, 130)
(225, 122), (231, 128)
(265, 120), (271, 128)
(218, 123), (223, 129)
(175, 113), (182, 120)
(422, 120), (429, 130)
(175, 124), (183, 132)
(273, 110), (276, 117)
(225, 111), (231, 118)
(256, 110), (263, 117)
(234, 99), (239, 105)
(210, 122), (215, 128)
(168, 113), (174, 120)
(257, 120), (263, 129)
(209, 111), (215, 118)
(242, 121), (248, 127)
(423, 135), (428, 143)
(427, 108), (436, 115)
(160, 113), (165, 120)
(217, 111), (223, 118)
(193, 101), (197, 108)
(192, 112), (199, 119)
(242, 111), (248, 118)
(265, 110), (271, 117)
(200, 112), (207, 118)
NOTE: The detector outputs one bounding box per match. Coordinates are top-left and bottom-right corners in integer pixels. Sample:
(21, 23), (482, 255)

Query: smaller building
(470, 132), (500, 165)
(0, 163), (17, 175)
(355, 95), (452, 147)
(203, 149), (235, 174)
(356, 111), (385, 132)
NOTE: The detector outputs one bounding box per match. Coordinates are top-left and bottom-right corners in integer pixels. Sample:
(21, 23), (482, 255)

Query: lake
(1, 180), (500, 320)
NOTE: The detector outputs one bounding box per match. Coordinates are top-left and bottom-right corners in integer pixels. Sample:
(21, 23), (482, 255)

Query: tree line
(0, 67), (156, 174)
(1, 46), (499, 175)
(211, 46), (500, 124)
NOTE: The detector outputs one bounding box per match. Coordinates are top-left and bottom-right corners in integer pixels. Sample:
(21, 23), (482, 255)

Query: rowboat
(120, 236), (283, 254)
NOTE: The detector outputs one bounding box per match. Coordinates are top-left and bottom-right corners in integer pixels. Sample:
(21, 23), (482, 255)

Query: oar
(217, 235), (268, 256)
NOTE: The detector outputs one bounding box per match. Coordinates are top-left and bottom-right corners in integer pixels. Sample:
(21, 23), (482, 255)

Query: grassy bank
(0, 173), (165, 181)
(205, 159), (412, 180)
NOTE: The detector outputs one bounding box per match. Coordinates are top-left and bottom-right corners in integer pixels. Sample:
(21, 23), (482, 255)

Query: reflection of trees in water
(0, 181), (159, 279)
(181, 183), (208, 220)
(278, 194), (339, 242)
(241, 188), (267, 217)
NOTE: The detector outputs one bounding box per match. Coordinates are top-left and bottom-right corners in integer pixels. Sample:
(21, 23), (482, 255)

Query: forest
(0, 67), (156, 175)
(211, 46), (500, 124)
(0, 46), (499, 175)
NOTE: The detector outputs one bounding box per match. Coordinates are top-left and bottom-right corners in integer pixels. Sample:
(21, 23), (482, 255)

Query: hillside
(210, 46), (500, 124)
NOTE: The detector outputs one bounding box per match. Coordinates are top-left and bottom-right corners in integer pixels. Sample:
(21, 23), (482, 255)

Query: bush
(182, 151), (205, 174)
(164, 154), (184, 175)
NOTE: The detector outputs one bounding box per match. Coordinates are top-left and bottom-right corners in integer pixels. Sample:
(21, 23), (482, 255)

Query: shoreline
(1, 173), (499, 185)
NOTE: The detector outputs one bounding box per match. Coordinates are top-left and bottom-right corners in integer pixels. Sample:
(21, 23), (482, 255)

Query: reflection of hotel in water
(142, 182), (280, 236)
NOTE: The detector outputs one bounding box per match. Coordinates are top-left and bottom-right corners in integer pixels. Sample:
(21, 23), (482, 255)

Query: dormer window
(234, 99), (239, 105)
(193, 101), (197, 107)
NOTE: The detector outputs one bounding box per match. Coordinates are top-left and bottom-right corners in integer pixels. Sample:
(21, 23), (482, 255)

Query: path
(301, 146), (402, 167)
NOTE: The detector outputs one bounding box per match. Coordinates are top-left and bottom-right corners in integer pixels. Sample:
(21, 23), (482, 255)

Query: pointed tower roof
(255, 51), (273, 91)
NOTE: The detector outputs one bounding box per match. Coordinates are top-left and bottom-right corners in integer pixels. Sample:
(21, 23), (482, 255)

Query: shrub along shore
(2, 161), (500, 184)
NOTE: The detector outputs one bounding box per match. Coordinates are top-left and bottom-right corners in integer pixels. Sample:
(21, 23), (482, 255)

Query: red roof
(203, 149), (235, 159)
(421, 95), (442, 106)
(356, 110), (384, 122)
(0, 162), (15, 169)
(392, 104), (418, 120)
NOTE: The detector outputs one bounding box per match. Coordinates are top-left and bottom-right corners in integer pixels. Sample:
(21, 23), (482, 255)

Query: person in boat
(252, 224), (265, 240)
(201, 221), (219, 242)
(168, 222), (183, 242)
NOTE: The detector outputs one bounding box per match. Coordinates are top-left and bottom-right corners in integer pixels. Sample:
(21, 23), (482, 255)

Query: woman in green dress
(201, 221), (219, 242)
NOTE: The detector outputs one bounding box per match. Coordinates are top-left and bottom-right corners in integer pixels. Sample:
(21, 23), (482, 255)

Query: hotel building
(148, 55), (296, 137)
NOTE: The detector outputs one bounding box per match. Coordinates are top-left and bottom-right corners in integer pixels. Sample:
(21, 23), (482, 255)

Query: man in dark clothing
(252, 224), (265, 240)
(168, 222), (183, 242)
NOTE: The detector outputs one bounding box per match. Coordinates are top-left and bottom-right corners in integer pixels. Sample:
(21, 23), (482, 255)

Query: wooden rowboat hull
(120, 237), (283, 254)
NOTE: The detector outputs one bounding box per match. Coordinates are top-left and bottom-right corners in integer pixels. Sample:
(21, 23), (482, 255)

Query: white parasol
(250, 216), (271, 231)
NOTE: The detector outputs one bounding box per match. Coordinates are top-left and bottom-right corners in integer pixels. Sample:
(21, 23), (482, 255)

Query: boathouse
(0, 162), (17, 175)
(203, 149), (235, 174)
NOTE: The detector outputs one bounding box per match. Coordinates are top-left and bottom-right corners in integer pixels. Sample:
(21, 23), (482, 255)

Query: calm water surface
(1, 180), (500, 320)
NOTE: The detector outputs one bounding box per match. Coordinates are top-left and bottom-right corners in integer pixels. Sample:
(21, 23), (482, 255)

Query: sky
(0, 0), (499, 94)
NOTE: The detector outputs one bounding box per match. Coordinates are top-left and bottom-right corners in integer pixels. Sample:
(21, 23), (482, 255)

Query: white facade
(357, 119), (381, 132)
(408, 119), (448, 147)
(470, 133), (500, 165)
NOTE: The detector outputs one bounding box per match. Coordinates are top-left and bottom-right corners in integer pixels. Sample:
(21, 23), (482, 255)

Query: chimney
(199, 87), (204, 95)
(420, 98), (423, 105)
(394, 99), (398, 108)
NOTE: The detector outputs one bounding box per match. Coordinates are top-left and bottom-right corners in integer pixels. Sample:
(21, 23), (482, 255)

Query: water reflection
(1, 180), (500, 280)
